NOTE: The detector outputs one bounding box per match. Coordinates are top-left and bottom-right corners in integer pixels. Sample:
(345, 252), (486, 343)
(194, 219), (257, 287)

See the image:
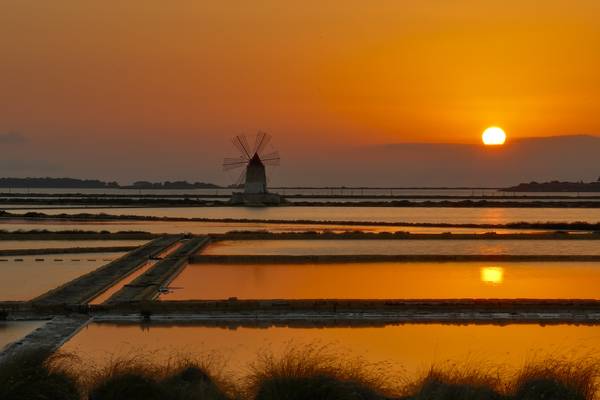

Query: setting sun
(482, 127), (507, 145)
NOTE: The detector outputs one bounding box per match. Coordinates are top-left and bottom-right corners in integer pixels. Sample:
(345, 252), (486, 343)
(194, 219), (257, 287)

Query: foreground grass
(0, 350), (79, 400)
(0, 347), (598, 400)
(245, 344), (399, 400)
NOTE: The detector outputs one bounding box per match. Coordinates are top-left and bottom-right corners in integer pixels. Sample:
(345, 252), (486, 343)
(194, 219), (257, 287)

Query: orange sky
(1, 1), (600, 183)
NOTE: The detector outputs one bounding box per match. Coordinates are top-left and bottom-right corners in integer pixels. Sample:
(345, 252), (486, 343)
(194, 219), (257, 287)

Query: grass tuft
(84, 352), (232, 400)
(2, 347), (599, 400)
(0, 349), (79, 400)
(409, 368), (505, 400)
(246, 343), (398, 400)
(510, 358), (599, 400)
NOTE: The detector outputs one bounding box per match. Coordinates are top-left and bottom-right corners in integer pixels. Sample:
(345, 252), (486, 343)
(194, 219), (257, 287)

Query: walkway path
(31, 236), (181, 306)
(106, 237), (209, 303)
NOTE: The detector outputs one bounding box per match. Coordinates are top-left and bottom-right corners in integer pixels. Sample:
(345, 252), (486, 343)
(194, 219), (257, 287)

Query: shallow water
(4, 188), (600, 197)
(163, 261), (600, 300)
(12, 206), (600, 225)
(0, 252), (125, 301)
(0, 240), (148, 251)
(0, 321), (46, 351)
(204, 239), (600, 256)
(62, 322), (600, 381)
(0, 219), (549, 235)
(285, 197), (600, 203)
(5, 197), (600, 207)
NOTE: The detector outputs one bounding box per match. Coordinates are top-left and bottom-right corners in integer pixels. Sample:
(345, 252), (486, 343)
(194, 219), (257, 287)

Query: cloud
(282, 135), (600, 186)
(0, 132), (26, 144)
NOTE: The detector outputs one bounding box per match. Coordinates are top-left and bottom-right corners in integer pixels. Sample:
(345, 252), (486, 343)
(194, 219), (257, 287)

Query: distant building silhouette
(223, 132), (282, 205)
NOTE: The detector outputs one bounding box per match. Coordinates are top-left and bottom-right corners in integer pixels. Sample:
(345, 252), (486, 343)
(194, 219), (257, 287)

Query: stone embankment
(106, 237), (209, 303)
(31, 236), (181, 306)
(90, 298), (600, 324)
(0, 315), (89, 363)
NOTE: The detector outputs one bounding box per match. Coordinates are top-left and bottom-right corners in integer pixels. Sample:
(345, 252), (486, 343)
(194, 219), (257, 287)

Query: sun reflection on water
(480, 266), (504, 285)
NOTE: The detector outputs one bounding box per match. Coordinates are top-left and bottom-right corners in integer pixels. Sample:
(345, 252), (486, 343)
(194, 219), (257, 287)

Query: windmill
(223, 132), (282, 204)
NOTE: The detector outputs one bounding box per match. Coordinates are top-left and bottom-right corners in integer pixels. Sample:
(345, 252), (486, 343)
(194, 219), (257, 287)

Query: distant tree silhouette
(0, 178), (220, 189)
(504, 179), (600, 192)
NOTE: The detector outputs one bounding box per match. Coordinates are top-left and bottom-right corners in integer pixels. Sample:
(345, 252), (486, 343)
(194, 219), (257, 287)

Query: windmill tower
(223, 132), (283, 205)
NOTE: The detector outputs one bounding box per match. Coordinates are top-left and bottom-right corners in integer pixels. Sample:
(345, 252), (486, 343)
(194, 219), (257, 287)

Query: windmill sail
(253, 131), (272, 155)
(223, 157), (248, 171)
(231, 135), (252, 160)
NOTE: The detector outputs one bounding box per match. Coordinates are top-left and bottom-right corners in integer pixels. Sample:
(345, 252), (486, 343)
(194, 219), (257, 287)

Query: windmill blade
(232, 135), (252, 159)
(261, 150), (280, 166)
(234, 168), (246, 187)
(223, 157), (248, 171)
(254, 131), (272, 155)
(261, 151), (279, 160)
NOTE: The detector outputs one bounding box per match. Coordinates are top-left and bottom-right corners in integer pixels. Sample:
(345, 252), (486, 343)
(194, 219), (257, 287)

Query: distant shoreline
(502, 180), (600, 192)
(0, 177), (221, 190)
(5, 176), (600, 193)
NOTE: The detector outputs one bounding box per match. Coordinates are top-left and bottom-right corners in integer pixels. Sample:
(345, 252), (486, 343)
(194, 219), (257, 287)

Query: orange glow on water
(480, 266), (504, 284)
(62, 323), (600, 381)
(162, 261), (600, 300)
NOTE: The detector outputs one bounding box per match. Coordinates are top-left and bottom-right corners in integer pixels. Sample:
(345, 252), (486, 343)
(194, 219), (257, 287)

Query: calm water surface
(12, 206), (600, 224)
(0, 240), (147, 251)
(62, 322), (600, 381)
(204, 239), (600, 256)
(164, 261), (600, 300)
(0, 321), (46, 350)
(5, 188), (600, 197)
(0, 219), (548, 235)
(0, 252), (125, 301)
(5, 197), (600, 206)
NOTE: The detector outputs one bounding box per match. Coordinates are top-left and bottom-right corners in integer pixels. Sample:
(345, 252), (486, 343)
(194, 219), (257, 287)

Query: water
(0, 252), (125, 301)
(162, 261), (600, 300)
(4, 188), (600, 197)
(204, 239), (600, 256)
(0, 321), (46, 351)
(62, 322), (600, 381)
(5, 196), (600, 207)
(285, 197), (600, 203)
(0, 240), (148, 251)
(0, 219), (549, 235)
(10, 206), (600, 224)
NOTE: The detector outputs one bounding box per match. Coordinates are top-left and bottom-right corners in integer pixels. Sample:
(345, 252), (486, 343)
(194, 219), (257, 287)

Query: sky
(1, 1), (600, 185)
